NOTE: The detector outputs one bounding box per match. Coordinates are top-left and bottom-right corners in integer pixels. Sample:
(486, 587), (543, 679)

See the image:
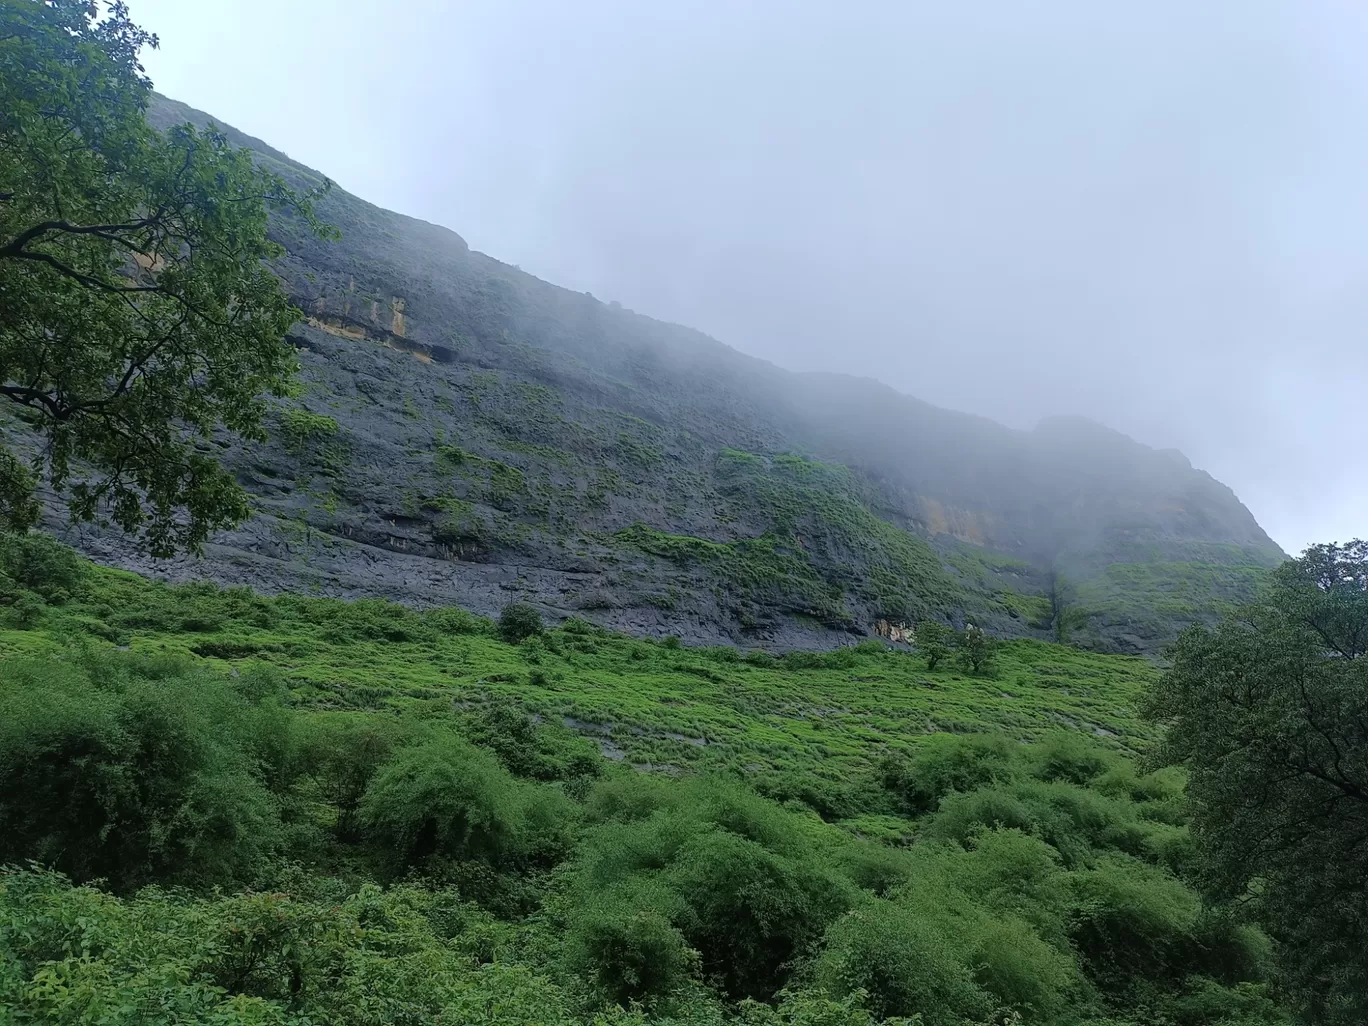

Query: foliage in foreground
(0, 654), (1281, 1021)
(1151, 540), (1368, 1025)
(0, 0), (332, 553)
(0, 530), (1297, 1023)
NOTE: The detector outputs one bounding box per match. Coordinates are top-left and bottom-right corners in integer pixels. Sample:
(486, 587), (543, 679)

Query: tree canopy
(0, 0), (332, 554)
(1149, 540), (1368, 1024)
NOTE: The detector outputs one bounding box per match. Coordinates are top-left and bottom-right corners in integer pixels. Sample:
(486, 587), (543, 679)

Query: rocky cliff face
(43, 96), (1286, 652)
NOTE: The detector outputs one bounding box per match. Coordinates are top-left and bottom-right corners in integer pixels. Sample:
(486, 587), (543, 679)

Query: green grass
(2, 561), (1159, 796)
(614, 450), (981, 628)
(713, 451), (966, 620)
(1079, 561), (1270, 625)
(434, 444), (529, 510)
(277, 407), (339, 450)
(275, 407), (348, 474)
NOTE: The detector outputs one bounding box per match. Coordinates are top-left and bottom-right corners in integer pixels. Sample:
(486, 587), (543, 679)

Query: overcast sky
(128, 0), (1368, 555)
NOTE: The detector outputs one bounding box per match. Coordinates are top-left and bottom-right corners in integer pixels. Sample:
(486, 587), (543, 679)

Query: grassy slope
(9, 545), (1298, 1026)
(3, 563), (1158, 802)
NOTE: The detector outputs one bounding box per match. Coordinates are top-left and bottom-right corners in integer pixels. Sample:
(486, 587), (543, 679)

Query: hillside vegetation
(0, 533), (1291, 1025)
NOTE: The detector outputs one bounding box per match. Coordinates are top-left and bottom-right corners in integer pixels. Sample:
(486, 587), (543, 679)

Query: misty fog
(130, 0), (1368, 554)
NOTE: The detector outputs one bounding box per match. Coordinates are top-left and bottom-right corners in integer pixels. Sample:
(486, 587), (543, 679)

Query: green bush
(464, 697), (602, 783)
(278, 407), (339, 452)
(823, 835), (1084, 1023)
(0, 868), (588, 1026)
(424, 605), (492, 636)
(910, 829), (1073, 953)
(0, 529), (89, 604)
(566, 879), (696, 1006)
(518, 786), (580, 870)
(1067, 854), (1202, 994)
(924, 776), (1148, 868)
(0, 531), (1300, 1024)
(467, 697), (540, 771)
(298, 713), (421, 839)
(735, 988), (926, 1026)
(814, 901), (992, 1025)
(1161, 977), (1290, 1026)
(0, 656), (280, 890)
(669, 829), (853, 1000)
(571, 777), (858, 1002)
(583, 770), (681, 826)
(879, 732), (1021, 814)
(1019, 780), (1147, 863)
(358, 736), (527, 868)
(964, 915), (1079, 1022)
(921, 787), (1036, 843)
(498, 602), (544, 644)
(827, 842), (916, 897)
(1028, 730), (1119, 785)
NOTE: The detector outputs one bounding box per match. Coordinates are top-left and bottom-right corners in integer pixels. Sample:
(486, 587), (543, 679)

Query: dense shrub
(1028, 729), (1119, 785)
(0, 533), (1301, 1025)
(358, 736), (529, 867)
(0, 868), (603, 1026)
(0, 529), (89, 604)
(465, 697), (603, 783)
(815, 901), (993, 1025)
(1161, 977), (1291, 1026)
(866, 840), (1084, 1023)
(827, 841), (916, 897)
(566, 879), (696, 1006)
(424, 605), (493, 636)
(297, 713), (421, 839)
(583, 770), (681, 825)
(966, 915), (1079, 1021)
(1067, 854), (1202, 994)
(879, 732), (1021, 814)
(570, 777), (858, 1002)
(670, 830), (852, 1000)
(907, 830), (1073, 952)
(921, 785), (1034, 841)
(498, 602), (544, 644)
(0, 655), (281, 890)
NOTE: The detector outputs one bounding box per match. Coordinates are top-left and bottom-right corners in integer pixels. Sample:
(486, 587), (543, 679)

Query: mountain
(43, 95), (1285, 653)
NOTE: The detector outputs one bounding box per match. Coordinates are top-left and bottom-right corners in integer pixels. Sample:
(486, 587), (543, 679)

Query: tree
(916, 620), (956, 670)
(1147, 540), (1368, 1024)
(957, 624), (996, 675)
(0, 0), (332, 555)
(498, 602), (544, 644)
(358, 737), (522, 868)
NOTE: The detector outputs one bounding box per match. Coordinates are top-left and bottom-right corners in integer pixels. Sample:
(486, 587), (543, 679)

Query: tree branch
(0, 216), (163, 259)
(3, 248), (161, 294)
